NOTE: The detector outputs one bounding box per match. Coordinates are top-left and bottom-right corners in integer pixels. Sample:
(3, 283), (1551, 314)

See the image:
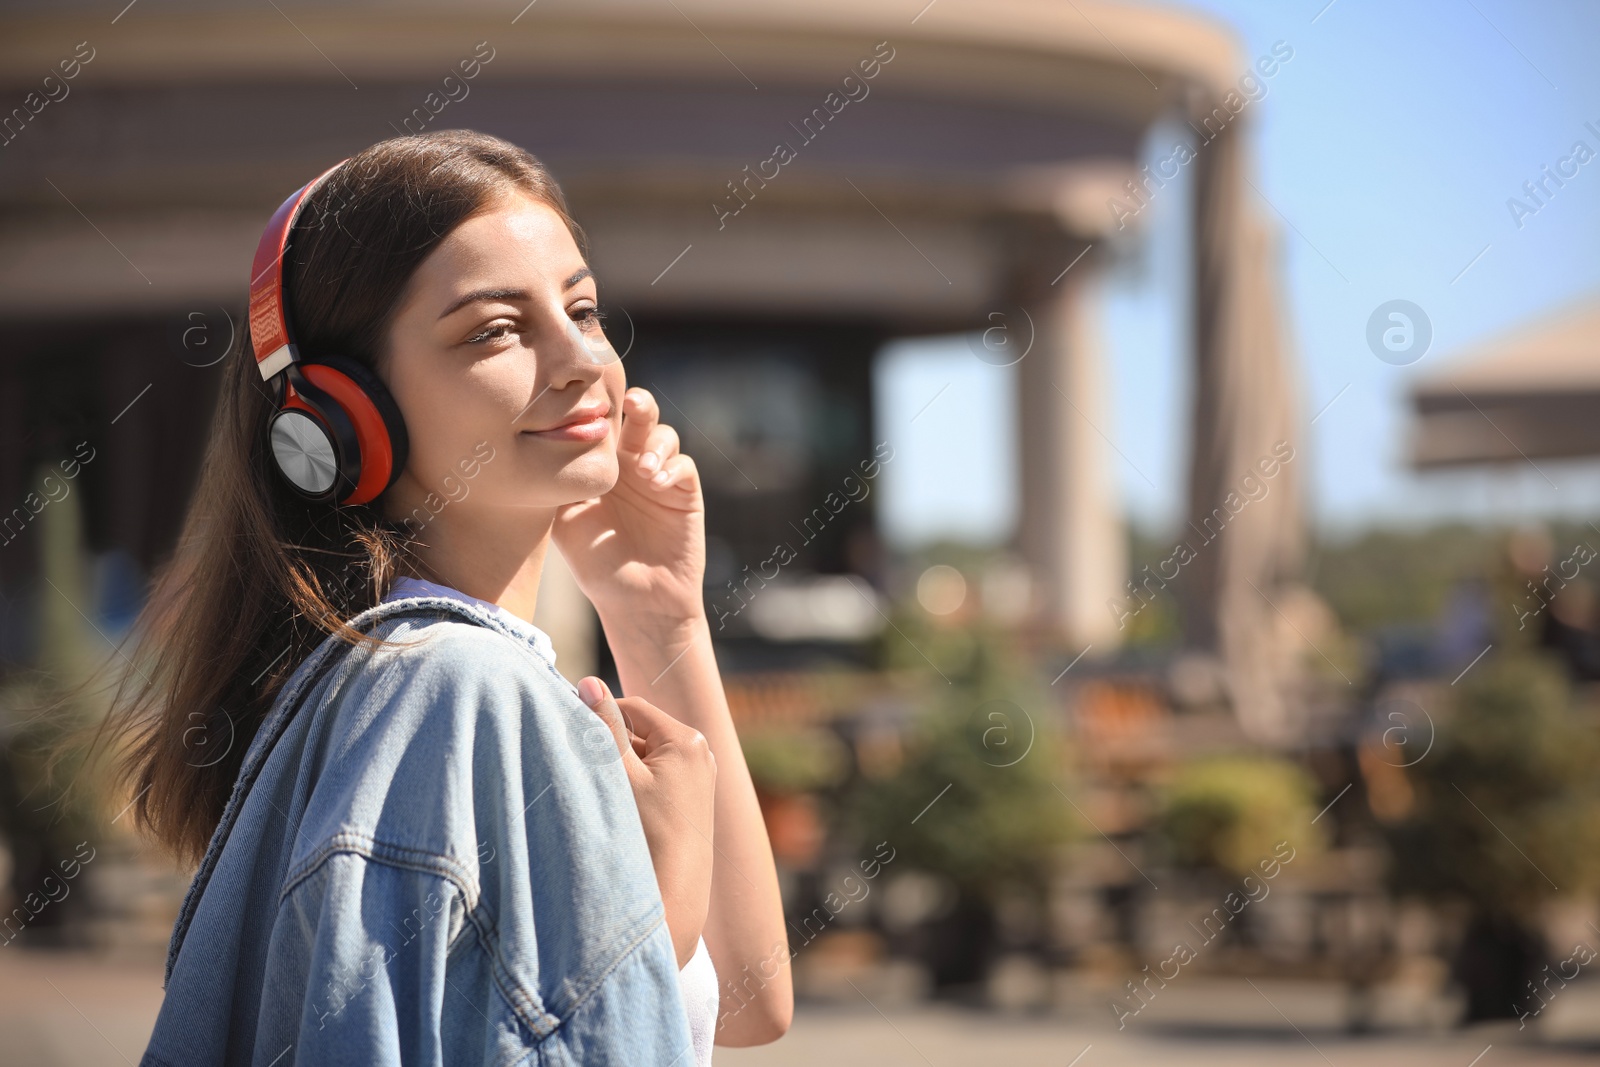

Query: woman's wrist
(596, 600), (709, 661)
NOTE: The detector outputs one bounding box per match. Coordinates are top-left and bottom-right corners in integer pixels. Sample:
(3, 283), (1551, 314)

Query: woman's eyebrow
(436, 270), (593, 320)
(438, 287), (528, 320)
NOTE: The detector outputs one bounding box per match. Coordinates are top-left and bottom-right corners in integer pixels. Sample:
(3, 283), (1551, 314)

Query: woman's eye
(466, 321), (515, 345)
(573, 305), (607, 329)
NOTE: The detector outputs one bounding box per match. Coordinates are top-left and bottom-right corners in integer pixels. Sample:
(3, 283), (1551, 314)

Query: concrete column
(1182, 112), (1307, 744)
(1015, 247), (1127, 649)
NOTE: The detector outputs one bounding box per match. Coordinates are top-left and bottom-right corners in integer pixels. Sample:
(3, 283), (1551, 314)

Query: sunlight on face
(378, 192), (626, 523)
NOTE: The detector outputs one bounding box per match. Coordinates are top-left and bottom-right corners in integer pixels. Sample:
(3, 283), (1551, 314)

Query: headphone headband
(248, 160), (349, 380)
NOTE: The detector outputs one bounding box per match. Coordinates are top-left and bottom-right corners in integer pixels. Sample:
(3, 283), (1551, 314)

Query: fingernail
(639, 451), (660, 472)
(577, 677), (604, 707)
(651, 470), (671, 485)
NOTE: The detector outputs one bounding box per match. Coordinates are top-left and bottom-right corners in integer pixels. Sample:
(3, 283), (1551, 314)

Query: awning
(1410, 296), (1600, 467)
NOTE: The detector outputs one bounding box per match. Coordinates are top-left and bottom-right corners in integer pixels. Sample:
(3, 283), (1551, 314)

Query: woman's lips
(525, 415), (610, 442)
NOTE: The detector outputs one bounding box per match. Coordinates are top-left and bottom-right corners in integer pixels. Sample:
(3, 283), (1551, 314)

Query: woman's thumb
(576, 676), (636, 767)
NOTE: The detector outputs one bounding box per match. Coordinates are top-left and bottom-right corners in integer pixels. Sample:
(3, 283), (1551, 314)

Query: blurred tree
(743, 724), (850, 871)
(0, 464), (111, 945)
(742, 725), (850, 796)
(1121, 524), (1189, 649)
(1383, 649), (1600, 1022)
(1152, 754), (1325, 878)
(841, 600), (1075, 989)
(1309, 524), (1500, 633)
(843, 691), (1074, 896)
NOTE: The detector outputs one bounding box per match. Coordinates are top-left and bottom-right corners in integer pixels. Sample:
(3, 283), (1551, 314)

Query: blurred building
(0, 0), (1302, 727)
(1410, 294), (1600, 467)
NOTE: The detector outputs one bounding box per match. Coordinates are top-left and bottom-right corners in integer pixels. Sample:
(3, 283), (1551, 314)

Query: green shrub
(1154, 755), (1325, 877)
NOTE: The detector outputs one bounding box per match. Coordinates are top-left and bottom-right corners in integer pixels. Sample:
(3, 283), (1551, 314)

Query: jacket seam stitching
(275, 835), (565, 1039)
(172, 601), (639, 1050)
(160, 605), (473, 986)
(381, 606), (669, 1043)
(277, 831), (480, 911)
(536, 908), (668, 1042)
(462, 902), (561, 1040)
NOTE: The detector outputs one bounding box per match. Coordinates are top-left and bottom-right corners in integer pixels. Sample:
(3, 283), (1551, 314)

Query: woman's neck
(403, 504), (557, 624)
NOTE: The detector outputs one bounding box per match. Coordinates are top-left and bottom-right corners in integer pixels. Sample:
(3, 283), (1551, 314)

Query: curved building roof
(1410, 296), (1600, 467)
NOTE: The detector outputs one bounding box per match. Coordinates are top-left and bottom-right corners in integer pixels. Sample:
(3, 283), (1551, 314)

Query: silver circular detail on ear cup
(270, 409), (339, 495)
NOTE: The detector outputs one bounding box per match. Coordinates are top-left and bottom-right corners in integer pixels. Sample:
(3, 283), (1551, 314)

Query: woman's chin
(551, 453), (619, 500)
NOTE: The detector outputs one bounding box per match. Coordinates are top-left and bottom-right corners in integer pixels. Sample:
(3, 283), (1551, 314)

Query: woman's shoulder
(291, 607), (605, 869)
(264, 602), (673, 1052)
(317, 606), (582, 761)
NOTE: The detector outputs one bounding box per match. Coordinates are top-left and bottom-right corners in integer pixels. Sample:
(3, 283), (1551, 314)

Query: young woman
(99, 130), (791, 1064)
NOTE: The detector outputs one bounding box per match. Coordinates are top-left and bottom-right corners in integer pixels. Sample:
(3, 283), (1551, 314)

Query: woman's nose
(557, 311), (619, 369)
(534, 314), (613, 390)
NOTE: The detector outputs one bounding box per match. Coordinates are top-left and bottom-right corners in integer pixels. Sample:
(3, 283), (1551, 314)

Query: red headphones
(248, 161), (409, 506)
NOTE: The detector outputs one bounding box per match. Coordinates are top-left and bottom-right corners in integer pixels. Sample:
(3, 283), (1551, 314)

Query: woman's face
(379, 192), (625, 525)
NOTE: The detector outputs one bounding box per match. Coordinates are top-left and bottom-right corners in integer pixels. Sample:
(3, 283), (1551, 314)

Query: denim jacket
(139, 592), (693, 1066)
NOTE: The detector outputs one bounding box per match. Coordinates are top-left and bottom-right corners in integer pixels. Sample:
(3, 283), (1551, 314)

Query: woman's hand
(578, 675), (716, 969)
(552, 387), (705, 633)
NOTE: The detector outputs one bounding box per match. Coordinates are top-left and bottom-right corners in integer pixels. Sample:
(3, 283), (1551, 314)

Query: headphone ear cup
(316, 355), (410, 486)
(268, 404), (347, 500)
(270, 368), (362, 503)
(297, 357), (409, 506)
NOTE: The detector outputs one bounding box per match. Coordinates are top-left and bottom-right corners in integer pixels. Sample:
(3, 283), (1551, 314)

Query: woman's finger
(618, 387), (660, 458)
(614, 694), (705, 757)
(634, 423), (681, 478)
(645, 452), (698, 492)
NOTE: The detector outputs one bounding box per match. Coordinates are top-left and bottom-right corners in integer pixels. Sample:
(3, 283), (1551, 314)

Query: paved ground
(3, 948), (1597, 1066)
(718, 1008), (1600, 1067)
(0, 949), (167, 1067)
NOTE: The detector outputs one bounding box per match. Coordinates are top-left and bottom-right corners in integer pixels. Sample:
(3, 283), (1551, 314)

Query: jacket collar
(383, 576), (558, 666)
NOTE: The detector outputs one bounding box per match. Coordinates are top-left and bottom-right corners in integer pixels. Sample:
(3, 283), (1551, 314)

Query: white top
(384, 576), (719, 1063)
(679, 934), (719, 1065)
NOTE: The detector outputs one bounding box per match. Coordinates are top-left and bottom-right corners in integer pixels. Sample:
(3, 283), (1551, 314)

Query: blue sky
(877, 0), (1600, 548)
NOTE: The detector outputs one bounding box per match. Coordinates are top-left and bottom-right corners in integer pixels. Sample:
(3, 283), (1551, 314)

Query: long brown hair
(76, 130), (586, 867)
